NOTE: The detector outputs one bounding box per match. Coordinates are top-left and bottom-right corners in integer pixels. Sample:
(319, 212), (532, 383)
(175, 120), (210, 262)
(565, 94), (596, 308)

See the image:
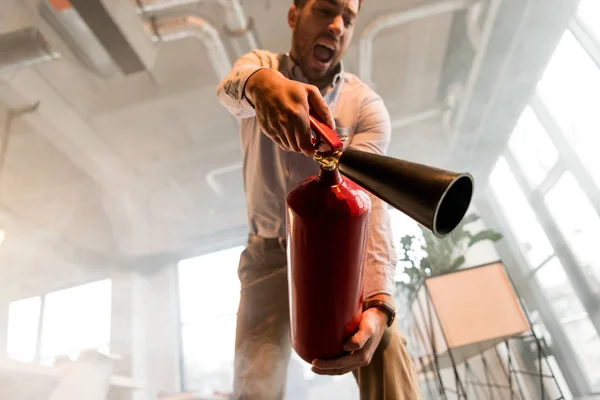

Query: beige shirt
(216, 50), (397, 298)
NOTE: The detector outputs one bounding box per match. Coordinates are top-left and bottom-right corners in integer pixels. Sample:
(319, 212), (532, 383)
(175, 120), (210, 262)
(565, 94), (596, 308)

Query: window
(178, 246), (243, 395)
(41, 280), (112, 361)
(489, 157), (554, 268)
(507, 106), (559, 188)
(536, 30), (600, 187)
(487, 11), (600, 394)
(535, 257), (600, 389)
(389, 208), (425, 284)
(562, 314), (600, 390)
(5, 280), (112, 364)
(577, 0), (600, 43)
(7, 297), (41, 362)
(544, 173), (600, 293)
(178, 246), (361, 398)
(535, 257), (586, 320)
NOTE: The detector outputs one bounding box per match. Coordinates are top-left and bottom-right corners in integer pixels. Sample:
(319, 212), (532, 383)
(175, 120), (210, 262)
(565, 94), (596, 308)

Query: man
(216, 0), (420, 398)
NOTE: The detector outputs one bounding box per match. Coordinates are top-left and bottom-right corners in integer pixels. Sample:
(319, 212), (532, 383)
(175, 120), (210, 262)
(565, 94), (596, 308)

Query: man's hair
(294, 0), (362, 9)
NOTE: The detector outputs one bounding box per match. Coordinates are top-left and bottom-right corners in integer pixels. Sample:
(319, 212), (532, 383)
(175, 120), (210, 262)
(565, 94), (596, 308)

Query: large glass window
(535, 257), (586, 321)
(562, 313), (600, 390)
(178, 246), (360, 398)
(577, 0), (600, 43)
(507, 106), (559, 188)
(6, 297), (42, 362)
(488, 10), (600, 394)
(40, 280), (112, 361)
(535, 257), (600, 389)
(5, 280), (112, 364)
(178, 246), (243, 395)
(544, 173), (600, 293)
(536, 30), (600, 187)
(489, 156), (554, 268)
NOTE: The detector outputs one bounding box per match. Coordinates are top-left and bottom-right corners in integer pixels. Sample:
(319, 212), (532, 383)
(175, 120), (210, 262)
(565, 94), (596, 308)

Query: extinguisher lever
(309, 112), (343, 154)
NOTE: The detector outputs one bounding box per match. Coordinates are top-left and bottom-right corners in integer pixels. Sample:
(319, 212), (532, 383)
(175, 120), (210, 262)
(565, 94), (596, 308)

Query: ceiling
(0, 0), (487, 296)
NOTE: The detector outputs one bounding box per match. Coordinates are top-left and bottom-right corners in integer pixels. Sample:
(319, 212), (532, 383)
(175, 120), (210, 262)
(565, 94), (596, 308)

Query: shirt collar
(283, 53), (344, 88)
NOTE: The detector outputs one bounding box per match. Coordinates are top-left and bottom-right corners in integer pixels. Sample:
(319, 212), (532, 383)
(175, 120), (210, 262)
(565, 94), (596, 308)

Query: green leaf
(461, 213), (480, 225)
(468, 230), (503, 247)
(449, 255), (466, 271)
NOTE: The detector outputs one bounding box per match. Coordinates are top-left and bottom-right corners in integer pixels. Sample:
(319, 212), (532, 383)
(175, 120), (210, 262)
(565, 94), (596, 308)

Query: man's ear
(288, 5), (299, 29)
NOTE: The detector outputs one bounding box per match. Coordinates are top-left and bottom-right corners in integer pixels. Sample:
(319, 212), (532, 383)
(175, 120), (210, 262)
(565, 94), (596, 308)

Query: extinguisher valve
(313, 150), (342, 170)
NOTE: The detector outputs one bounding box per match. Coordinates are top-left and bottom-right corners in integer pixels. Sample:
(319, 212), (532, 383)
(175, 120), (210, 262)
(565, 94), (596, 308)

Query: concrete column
(108, 264), (182, 400)
(0, 299), (9, 358)
(109, 270), (138, 400)
(135, 264), (182, 399)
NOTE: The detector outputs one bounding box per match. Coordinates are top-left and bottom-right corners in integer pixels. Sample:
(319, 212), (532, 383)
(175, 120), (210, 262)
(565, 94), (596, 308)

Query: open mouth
(313, 42), (336, 65)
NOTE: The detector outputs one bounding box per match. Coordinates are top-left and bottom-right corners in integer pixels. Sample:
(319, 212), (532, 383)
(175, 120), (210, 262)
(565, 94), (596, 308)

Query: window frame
(176, 240), (246, 393)
(484, 20), (600, 394)
(5, 279), (113, 364)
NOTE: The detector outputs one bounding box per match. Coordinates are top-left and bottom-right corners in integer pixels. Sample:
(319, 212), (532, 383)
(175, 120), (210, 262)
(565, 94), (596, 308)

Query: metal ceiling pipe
(358, 0), (474, 87)
(0, 27), (59, 74)
(216, 0), (259, 55)
(466, 1), (484, 49)
(147, 15), (232, 80)
(135, 0), (203, 13)
(391, 106), (444, 131)
(206, 162), (242, 196)
(135, 0), (258, 56)
(450, 0), (502, 139)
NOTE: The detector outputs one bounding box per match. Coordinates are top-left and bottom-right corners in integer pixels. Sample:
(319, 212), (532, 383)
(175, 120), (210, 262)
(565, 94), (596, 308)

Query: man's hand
(311, 295), (392, 376)
(244, 68), (335, 156)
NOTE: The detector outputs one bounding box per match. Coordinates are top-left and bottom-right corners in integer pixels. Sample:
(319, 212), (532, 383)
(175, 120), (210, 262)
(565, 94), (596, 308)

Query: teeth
(317, 41), (335, 51)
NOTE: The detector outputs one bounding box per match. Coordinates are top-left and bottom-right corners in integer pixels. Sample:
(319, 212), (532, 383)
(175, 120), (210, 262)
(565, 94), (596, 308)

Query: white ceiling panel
(0, 0), (479, 280)
(89, 98), (198, 169)
(0, 0), (34, 35)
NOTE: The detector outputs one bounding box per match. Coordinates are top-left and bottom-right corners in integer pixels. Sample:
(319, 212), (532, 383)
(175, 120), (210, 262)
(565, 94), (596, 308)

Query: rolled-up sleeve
(348, 92), (398, 299)
(216, 50), (274, 119)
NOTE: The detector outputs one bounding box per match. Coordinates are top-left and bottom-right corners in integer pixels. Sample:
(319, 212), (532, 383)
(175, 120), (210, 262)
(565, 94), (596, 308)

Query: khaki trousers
(233, 234), (421, 399)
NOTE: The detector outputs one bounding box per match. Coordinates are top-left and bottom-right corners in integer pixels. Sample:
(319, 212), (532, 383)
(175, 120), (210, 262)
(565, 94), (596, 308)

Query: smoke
(233, 341), (291, 399)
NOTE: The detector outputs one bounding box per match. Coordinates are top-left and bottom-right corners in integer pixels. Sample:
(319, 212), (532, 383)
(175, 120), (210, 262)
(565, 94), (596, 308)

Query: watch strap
(363, 299), (396, 328)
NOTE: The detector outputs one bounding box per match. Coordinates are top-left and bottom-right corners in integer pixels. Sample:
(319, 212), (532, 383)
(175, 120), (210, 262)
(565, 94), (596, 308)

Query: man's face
(288, 0), (360, 83)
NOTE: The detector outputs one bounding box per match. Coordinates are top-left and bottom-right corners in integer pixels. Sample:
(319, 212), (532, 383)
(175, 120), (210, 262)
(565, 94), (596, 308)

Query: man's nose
(328, 15), (344, 37)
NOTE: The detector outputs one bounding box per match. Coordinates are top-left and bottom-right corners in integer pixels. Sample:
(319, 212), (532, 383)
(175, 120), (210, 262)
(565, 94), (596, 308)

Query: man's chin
(306, 60), (334, 80)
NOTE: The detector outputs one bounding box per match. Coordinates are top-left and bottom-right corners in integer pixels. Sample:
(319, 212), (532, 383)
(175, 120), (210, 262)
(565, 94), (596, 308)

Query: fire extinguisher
(286, 114), (369, 363)
(286, 113), (475, 364)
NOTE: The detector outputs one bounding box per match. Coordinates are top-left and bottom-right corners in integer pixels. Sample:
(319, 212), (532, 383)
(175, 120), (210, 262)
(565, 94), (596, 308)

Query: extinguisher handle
(309, 112), (343, 153)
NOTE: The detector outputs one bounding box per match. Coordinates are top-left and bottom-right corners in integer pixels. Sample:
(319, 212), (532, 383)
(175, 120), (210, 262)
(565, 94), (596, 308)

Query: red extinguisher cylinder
(286, 166), (371, 363)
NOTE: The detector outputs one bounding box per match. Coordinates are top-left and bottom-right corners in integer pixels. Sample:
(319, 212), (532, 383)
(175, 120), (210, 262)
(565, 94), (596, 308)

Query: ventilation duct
(216, 0), (258, 55)
(39, 0), (119, 78)
(0, 27), (59, 74)
(135, 0), (258, 56)
(358, 0), (474, 87)
(38, 0), (158, 78)
(147, 15), (232, 80)
(135, 0), (203, 13)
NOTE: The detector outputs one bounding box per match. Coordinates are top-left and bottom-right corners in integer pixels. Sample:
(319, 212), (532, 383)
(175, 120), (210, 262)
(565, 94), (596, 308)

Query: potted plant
(394, 213), (503, 307)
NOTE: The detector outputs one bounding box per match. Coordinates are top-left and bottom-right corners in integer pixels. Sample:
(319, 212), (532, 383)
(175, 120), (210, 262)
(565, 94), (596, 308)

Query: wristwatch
(363, 299), (396, 327)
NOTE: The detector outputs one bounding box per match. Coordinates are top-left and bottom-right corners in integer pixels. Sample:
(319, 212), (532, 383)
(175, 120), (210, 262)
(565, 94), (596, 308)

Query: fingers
(284, 117), (302, 153)
(311, 313), (383, 376)
(306, 85), (335, 130)
(292, 108), (315, 157)
(311, 339), (375, 376)
(259, 113), (292, 152)
(255, 81), (332, 156)
(344, 313), (376, 352)
(271, 136), (288, 151)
